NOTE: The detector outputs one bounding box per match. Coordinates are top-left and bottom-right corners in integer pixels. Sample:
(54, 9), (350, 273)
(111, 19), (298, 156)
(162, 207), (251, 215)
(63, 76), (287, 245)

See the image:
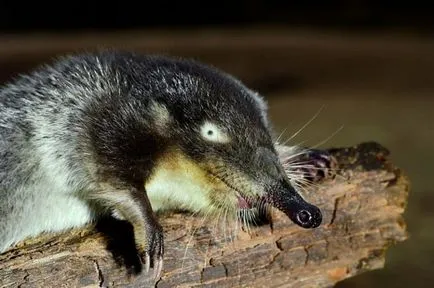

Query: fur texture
(0, 51), (323, 277)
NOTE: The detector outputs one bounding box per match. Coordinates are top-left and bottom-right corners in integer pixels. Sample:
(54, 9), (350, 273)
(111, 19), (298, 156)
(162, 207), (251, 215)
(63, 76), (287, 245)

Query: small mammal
(0, 50), (333, 279)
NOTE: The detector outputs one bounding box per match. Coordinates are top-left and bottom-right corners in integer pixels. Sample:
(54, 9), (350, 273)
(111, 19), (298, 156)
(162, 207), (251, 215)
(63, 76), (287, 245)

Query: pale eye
(200, 121), (230, 143)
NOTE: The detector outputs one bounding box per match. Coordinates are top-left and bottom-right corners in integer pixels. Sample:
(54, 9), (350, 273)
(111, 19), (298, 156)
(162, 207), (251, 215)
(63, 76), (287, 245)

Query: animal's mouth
(236, 194), (264, 210)
(208, 170), (323, 229)
(237, 195), (252, 209)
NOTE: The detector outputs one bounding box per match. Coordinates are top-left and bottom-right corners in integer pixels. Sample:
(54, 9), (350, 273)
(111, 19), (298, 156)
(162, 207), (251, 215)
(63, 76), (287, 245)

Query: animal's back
(0, 52), (123, 252)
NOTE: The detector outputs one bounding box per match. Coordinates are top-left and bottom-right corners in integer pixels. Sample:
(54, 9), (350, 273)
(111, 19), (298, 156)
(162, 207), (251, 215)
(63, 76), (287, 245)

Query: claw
(153, 257), (164, 280)
(145, 252), (151, 273)
(152, 237), (164, 280)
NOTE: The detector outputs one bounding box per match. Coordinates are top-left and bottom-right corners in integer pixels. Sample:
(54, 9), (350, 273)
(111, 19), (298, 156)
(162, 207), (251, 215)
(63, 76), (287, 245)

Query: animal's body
(0, 51), (328, 278)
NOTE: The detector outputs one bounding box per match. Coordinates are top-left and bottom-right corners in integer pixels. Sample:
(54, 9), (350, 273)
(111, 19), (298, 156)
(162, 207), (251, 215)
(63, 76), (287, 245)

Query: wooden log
(0, 142), (409, 288)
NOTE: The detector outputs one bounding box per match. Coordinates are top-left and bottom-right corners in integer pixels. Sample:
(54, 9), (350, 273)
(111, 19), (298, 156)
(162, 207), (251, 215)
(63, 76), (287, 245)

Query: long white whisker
(223, 207), (228, 244)
(311, 124), (345, 149)
(282, 105), (326, 146)
(279, 150), (309, 161)
(181, 190), (213, 272)
(202, 206), (218, 270)
(244, 210), (251, 235)
(181, 212), (208, 268)
(275, 126), (289, 145)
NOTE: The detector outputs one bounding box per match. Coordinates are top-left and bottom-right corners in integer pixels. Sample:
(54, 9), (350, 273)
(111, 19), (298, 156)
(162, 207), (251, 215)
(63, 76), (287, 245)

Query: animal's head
(136, 56), (322, 229)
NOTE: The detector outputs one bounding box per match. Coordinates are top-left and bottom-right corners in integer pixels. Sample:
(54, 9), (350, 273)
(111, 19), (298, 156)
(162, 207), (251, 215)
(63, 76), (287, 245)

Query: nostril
(296, 210), (312, 224)
(310, 208), (322, 228)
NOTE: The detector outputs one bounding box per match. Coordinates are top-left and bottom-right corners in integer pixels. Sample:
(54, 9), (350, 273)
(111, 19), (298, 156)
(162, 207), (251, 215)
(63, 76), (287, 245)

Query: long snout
(265, 179), (322, 229)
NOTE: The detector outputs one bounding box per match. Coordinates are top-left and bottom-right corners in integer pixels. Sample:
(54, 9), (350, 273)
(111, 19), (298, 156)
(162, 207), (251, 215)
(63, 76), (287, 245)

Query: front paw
(291, 149), (337, 183)
(136, 222), (165, 280)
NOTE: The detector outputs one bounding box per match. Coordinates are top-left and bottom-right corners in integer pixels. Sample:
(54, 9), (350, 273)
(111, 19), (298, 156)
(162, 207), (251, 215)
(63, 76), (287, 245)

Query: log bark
(0, 142), (409, 288)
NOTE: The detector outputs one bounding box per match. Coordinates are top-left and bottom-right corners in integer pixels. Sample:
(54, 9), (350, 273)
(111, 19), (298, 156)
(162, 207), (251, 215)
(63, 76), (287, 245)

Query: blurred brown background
(1, 1), (433, 287)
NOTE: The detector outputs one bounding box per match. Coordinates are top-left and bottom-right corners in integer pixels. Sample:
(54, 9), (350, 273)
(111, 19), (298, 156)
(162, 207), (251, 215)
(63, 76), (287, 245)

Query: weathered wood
(0, 142), (409, 288)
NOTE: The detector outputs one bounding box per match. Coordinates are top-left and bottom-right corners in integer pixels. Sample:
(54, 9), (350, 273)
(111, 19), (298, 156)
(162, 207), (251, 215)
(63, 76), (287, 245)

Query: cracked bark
(93, 260), (105, 287)
(0, 142), (409, 288)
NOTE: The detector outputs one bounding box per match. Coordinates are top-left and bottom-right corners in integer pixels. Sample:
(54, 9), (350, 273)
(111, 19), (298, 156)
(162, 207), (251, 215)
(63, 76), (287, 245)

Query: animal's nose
(264, 175), (323, 229)
(295, 206), (322, 228)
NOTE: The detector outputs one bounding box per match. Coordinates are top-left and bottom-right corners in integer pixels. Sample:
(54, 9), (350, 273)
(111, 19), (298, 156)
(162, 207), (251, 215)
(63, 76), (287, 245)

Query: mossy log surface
(0, 142), (409, 288)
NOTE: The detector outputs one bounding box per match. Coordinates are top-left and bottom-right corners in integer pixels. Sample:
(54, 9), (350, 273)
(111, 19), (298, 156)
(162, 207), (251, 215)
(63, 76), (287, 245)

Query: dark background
(1, 1), (433, 33)
(1, 1), (433, 287)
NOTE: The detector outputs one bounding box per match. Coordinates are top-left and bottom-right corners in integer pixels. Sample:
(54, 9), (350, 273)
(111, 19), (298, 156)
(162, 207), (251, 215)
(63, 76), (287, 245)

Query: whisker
(201, 206), (219, 270)
(286, 139), (310, 148)
(286, 166), (343, 178)
(279, 150), (310, 162)
(223, 206), (228, 244)
(310, 124), (345, 149)
(292, 180), (321, 190)
(275, 126), (289, 145)
(282, 105), (326, 146)
(181, 190), (214, 272)
(244, 209), (251, 235)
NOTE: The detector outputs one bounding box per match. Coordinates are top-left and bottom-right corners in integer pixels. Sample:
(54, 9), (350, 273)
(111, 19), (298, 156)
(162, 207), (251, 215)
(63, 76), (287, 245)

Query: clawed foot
(283, 148), (338, 183)
(137, 222), (165, 281)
